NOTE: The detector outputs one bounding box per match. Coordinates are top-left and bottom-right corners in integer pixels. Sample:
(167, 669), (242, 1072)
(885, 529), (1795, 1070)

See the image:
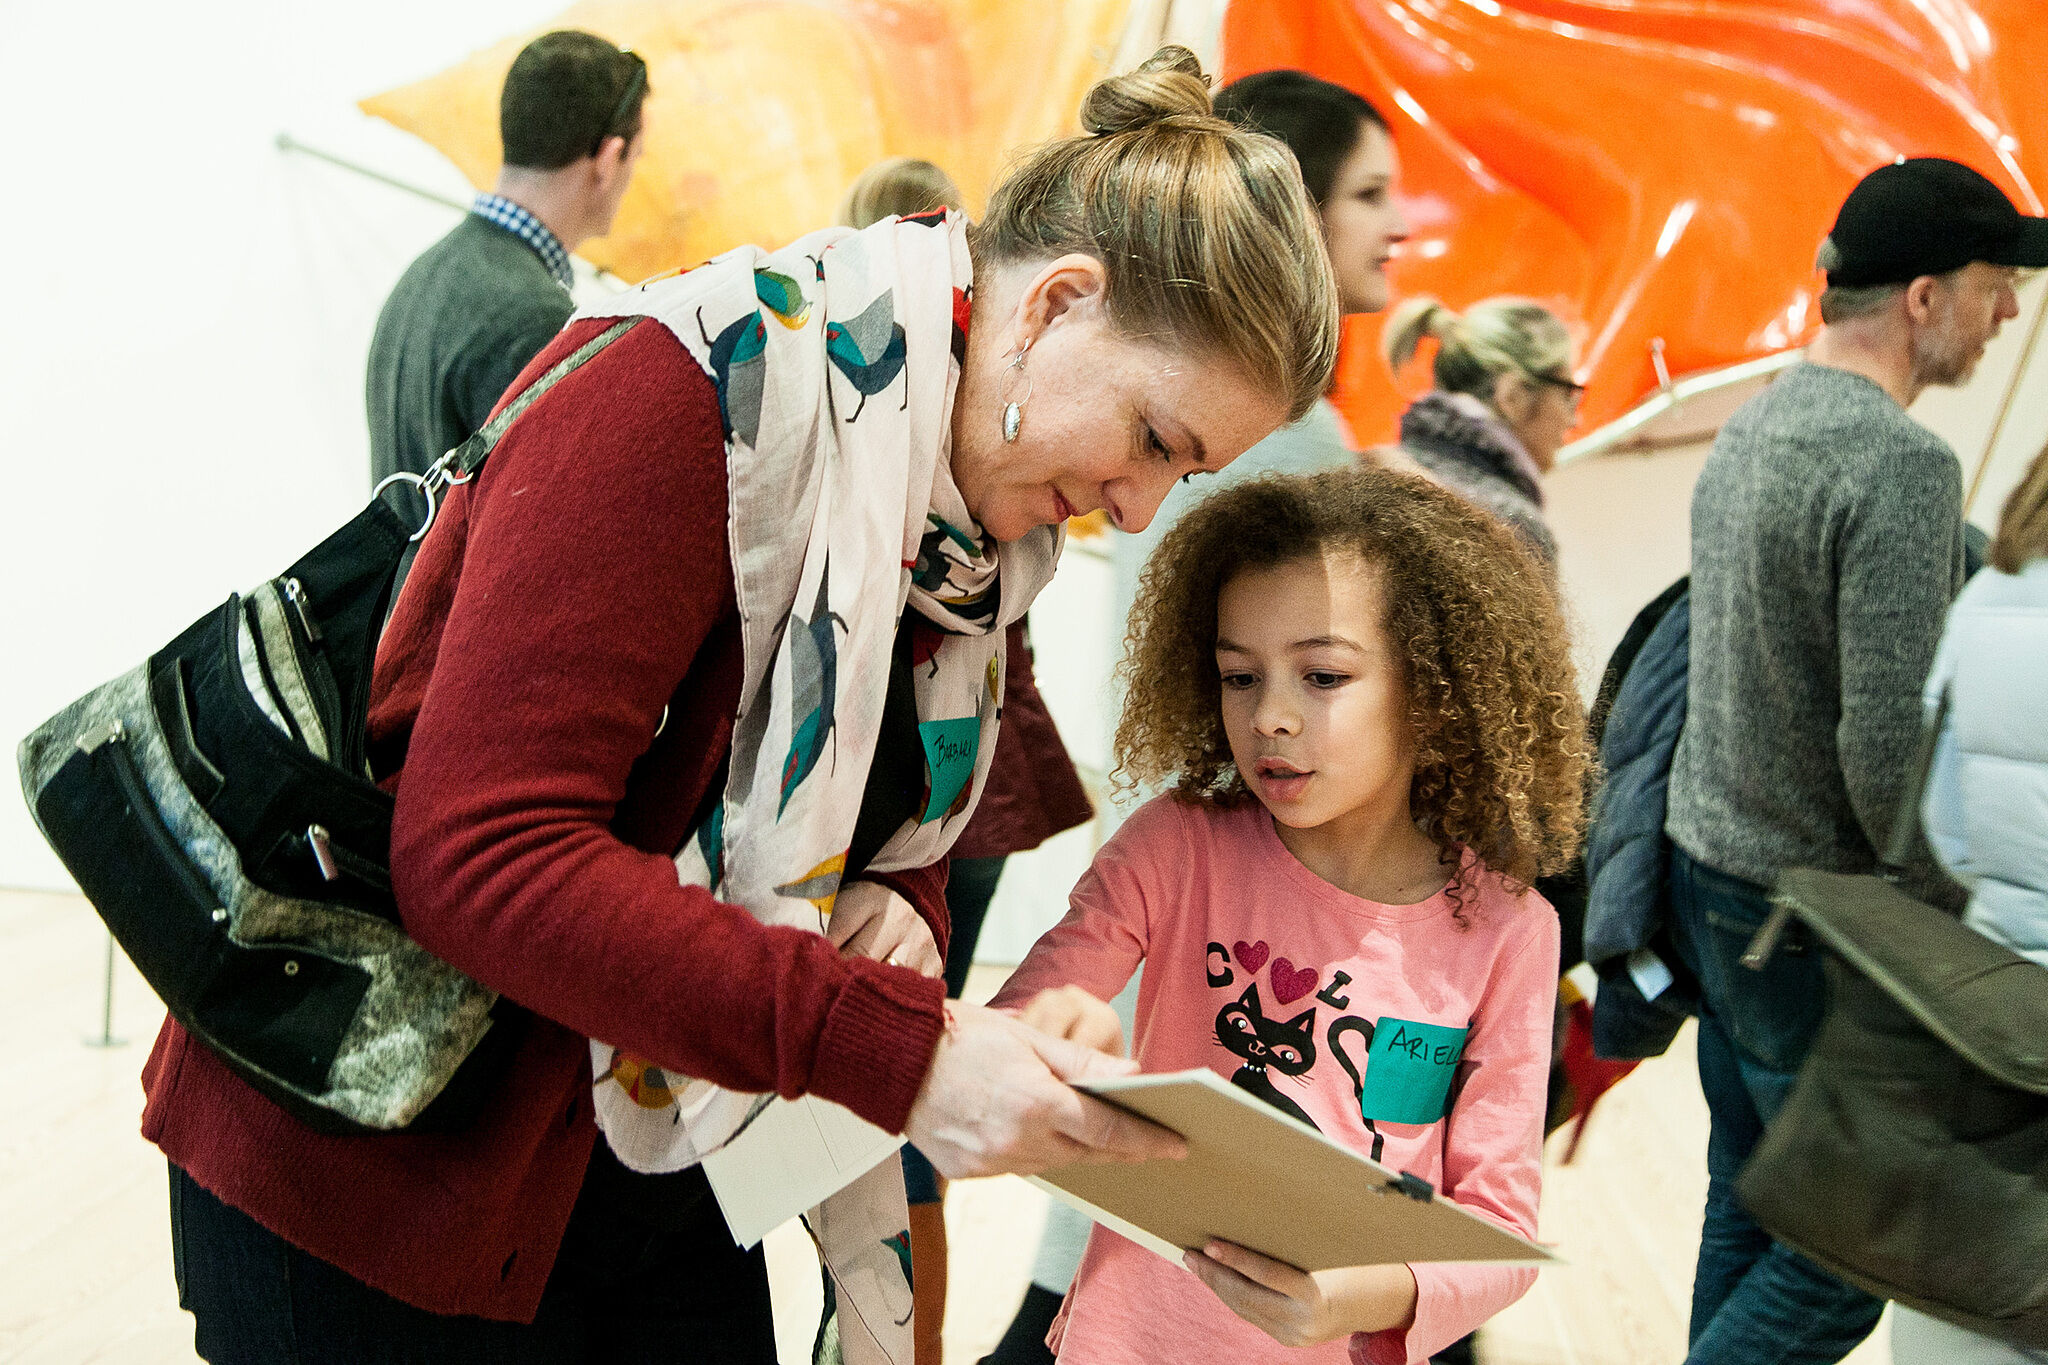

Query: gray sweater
(366, 215), (573, 486)
(1667, 361), (1965, 891)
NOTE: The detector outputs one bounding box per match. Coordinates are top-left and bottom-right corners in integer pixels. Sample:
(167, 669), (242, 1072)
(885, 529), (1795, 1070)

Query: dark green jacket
(366, 215), (573, 485)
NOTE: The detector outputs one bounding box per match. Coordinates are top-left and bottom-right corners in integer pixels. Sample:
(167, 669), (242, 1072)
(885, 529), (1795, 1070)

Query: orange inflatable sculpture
(362, 0), (1130, 286)
(1222, 1), (2048, 443)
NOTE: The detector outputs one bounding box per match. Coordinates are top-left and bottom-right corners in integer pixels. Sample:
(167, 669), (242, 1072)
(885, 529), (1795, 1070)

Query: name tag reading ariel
(1358, 1018), (1470, 1126)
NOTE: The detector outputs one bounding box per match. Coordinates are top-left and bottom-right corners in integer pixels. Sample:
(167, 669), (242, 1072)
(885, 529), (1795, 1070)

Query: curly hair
(1115, 464), (1590, 891)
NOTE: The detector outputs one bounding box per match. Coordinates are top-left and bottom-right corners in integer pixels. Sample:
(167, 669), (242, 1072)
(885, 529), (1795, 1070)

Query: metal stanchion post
(84, 930), (127, 1048)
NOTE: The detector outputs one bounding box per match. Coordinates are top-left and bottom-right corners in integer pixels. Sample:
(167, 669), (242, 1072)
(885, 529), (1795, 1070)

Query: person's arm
(987, 796), (1180, 1023)
(1835, 439), (1964, 900)
(390, 321), (944, 1132)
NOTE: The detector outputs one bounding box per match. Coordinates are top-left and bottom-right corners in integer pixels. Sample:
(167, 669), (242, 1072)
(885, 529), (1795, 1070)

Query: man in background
(368, 31), (647, 486)
(1667, 156), (2045, 1364)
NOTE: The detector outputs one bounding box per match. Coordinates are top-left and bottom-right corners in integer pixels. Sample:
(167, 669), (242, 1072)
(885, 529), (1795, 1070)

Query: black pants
(170, 1151), (775, 1364)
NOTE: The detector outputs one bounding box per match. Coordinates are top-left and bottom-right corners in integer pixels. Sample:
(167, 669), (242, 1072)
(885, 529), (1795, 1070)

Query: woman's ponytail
(1381, 295), (1457, 373)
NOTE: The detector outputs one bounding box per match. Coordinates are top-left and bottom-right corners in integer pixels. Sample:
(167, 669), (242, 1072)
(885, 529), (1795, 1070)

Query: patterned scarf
(572, 211), (1060, 1362)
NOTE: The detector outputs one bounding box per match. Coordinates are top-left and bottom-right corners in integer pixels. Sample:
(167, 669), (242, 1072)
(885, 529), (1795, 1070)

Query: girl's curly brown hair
(1116, 464), (1590, 891)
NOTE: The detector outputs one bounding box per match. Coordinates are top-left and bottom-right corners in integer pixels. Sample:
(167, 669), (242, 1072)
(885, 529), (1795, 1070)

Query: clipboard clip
(1381, 1172), (1435, 1203)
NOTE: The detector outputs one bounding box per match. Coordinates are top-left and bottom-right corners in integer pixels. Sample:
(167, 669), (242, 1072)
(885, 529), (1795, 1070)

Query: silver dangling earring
(999, 340), (1033, 443)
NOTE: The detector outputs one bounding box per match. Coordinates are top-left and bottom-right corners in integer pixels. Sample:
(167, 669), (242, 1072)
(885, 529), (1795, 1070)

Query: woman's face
(953, 256), (1290, 543)
(1495, 372), (1581, 474)
(1318, 123), (1408, 316)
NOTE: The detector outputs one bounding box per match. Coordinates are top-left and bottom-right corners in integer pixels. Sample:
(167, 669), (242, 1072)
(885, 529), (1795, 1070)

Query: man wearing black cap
(1665, 157), (2046, 1365)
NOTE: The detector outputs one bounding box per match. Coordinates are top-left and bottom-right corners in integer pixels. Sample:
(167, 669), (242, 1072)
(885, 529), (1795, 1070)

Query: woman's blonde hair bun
(1079, 45), (1214, 136)
(974, 44), (1340, 422)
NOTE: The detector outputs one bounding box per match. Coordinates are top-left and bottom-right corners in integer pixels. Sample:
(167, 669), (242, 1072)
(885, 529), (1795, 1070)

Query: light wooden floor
(0, 888), (1891, 1364)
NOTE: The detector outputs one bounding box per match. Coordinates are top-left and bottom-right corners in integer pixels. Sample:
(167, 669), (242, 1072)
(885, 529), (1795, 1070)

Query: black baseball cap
(1824, 157), (2048, 288)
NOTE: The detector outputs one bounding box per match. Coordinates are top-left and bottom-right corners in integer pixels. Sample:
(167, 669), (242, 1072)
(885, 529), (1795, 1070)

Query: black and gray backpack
(16, 319), (638, 1133)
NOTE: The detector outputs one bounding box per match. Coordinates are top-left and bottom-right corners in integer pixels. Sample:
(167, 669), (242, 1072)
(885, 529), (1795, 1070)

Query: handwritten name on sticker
(1358, 1018), (1470, 1127)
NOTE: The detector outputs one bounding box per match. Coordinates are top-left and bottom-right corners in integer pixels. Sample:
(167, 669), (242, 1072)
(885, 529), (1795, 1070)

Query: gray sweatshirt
(1667, 361), (1965, 891)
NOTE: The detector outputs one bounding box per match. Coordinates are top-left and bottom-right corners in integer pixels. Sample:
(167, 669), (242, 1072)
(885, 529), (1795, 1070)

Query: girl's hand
(829, 881), (944, 977)
(1182, 1241), (1418, 1346)
(1017, 985), (1125, 1057)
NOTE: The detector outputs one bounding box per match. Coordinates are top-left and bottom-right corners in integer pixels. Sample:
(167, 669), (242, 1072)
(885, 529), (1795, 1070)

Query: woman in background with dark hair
(1121, 69), (1406, 560)
(1110, 67), (1409, 672)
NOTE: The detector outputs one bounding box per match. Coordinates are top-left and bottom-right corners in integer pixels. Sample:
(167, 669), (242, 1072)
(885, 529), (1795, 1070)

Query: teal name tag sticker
(1358, 1018), (1470, 1126)
(917, 718), (980, 823)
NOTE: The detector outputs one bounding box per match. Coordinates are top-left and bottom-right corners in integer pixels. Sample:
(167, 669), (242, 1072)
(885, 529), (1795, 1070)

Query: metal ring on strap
(371, 470), (439, 544)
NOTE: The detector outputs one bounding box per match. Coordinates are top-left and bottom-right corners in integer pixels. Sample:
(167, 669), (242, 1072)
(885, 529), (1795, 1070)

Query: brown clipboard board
(1031, 1069), (1558, 1271)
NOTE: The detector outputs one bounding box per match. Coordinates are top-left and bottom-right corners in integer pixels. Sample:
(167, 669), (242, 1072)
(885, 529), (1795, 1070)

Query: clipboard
(1031, 1069), (1557, 1272)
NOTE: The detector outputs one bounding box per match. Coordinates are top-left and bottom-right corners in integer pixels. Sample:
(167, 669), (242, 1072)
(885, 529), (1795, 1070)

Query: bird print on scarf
(912, 514), (998, 630)
(754, 266), (811, 329)
(779, 559), (848, 815)
(826, 290), (909, 420)
(697, 306), (768, 447)
(599, 1048), (677, 1110)
(775, 850), (848, 928)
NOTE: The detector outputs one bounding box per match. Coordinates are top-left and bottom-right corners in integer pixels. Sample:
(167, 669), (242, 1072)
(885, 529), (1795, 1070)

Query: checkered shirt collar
(470, 193), (574, 291)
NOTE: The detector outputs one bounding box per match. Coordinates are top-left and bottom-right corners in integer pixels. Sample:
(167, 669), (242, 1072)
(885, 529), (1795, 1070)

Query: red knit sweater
(139, 317), (950, 1322)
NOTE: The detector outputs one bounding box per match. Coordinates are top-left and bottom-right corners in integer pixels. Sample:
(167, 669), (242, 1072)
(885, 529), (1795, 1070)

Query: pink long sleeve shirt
(991, 795), (1556, 1365)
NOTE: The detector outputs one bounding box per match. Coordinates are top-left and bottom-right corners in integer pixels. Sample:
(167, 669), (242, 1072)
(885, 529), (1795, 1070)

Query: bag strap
(375, 318), (644, 546)
(1880, 684), (1951, 872)
(444, 317), (643, 483)
(1743, 682), (1952, 971)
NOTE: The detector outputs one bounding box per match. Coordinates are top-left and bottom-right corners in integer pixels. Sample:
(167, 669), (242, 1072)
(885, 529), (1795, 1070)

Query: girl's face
(1318, 123), (1408, 316)
(952, 255), (1289, 543)
(1214, 550), (1417, 837)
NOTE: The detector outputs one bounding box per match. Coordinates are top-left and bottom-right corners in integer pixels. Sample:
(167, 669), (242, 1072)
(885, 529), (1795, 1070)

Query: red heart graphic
(1232, 940), (1270, 974)
(1271, 957), (1319, 1005)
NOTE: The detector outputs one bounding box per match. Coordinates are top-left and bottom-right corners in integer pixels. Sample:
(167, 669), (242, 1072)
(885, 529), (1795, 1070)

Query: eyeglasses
(1533, 371), (1587, 402)
(592, 49), (647, 157)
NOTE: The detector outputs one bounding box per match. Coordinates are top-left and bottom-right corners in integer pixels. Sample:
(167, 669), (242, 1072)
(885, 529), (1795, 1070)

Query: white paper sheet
(701, 1095), (905, 1248)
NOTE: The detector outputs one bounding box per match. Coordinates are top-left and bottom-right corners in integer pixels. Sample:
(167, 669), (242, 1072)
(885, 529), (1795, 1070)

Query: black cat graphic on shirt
(1212, 983), (1321, 1131)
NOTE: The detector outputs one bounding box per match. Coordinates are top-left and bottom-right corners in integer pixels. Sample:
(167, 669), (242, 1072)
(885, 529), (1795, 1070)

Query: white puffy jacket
(1921, 555), (2048, 969)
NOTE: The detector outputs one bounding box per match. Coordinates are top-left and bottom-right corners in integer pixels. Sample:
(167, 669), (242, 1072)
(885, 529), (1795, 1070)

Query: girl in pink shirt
(994, 466), (1590, 1364)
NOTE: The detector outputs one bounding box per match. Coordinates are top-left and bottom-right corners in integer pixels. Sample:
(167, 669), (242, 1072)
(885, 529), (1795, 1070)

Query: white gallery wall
(4, 9), (2048, 927)
(0, 0), (571, 889)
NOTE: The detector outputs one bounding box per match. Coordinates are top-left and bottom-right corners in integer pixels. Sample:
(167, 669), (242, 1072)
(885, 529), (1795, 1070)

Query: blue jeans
(1669, 847), (1882, 1365)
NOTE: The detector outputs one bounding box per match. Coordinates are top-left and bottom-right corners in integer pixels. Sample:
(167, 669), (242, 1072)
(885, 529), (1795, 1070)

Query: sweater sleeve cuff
(804, 960), (947, 1133)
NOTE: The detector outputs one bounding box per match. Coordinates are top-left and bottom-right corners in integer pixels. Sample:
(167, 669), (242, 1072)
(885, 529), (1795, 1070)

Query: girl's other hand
(1181, 1241), (1418, 1346)
(829, 881), (943, 977)
(1017, 985), (1126, 1056)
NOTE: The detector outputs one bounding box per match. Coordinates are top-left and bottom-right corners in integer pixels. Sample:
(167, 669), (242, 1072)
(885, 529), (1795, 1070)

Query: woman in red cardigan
(155, 47), (1339, 1363)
